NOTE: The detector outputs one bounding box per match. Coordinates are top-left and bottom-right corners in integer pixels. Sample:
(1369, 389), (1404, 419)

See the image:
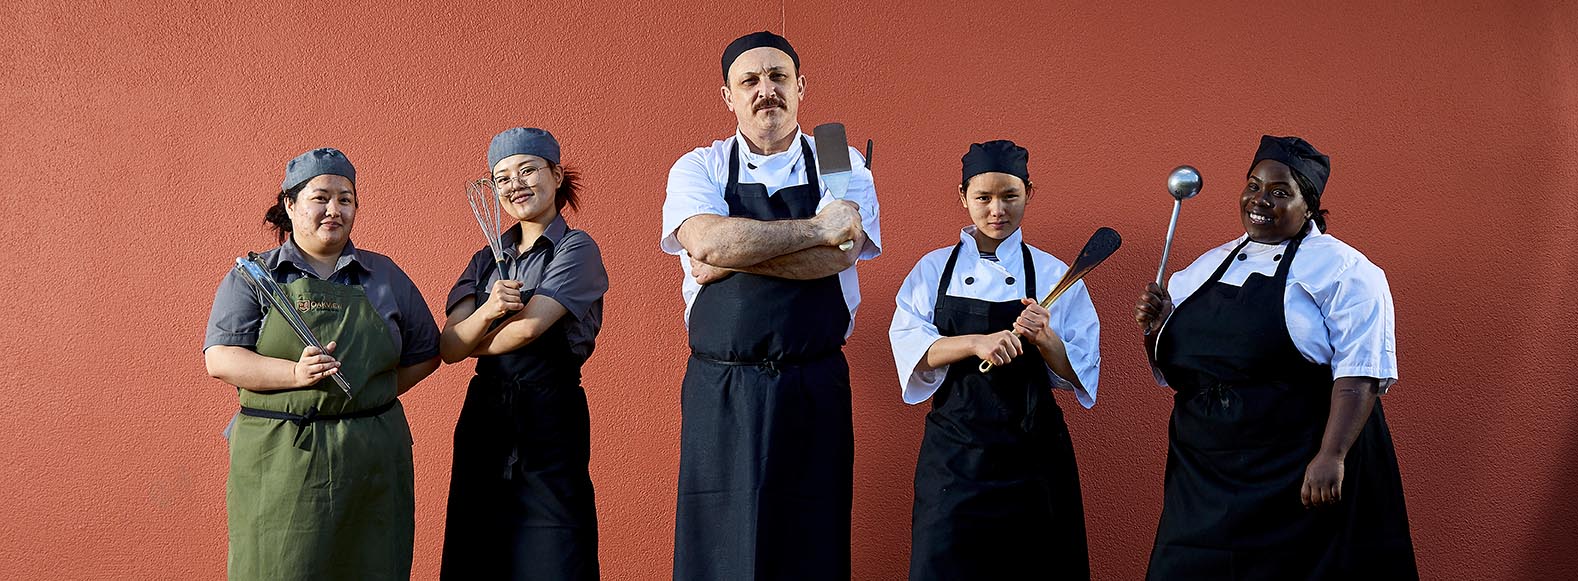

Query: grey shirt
(203, 238), (441, 367)
(445, 215), (607, 362)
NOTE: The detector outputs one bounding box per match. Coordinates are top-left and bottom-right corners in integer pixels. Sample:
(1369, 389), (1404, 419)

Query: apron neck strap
(933, 239), (1036, 303)
(727, 135), (818, 191)
(935, 242), (965, 305)
(1201, 225), (1310, 288)
(1021, 242), (1036, 299)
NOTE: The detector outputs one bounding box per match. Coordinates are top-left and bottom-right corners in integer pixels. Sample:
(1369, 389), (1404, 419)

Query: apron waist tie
(1191, 382), (1240, 416)
(470, 374), (574, 481)
(690, 348), (842, 377)
(1022, 384), (1043, 433)
(239, 400), (397, 449)
(239, 399), (397, 425)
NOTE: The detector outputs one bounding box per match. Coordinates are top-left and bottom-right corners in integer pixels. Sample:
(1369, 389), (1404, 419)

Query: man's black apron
(673, 137), (854, 580)
(1148, 232), (1417, 580)
(441, 242), (599, 581)
(908, 242), (1090, 581)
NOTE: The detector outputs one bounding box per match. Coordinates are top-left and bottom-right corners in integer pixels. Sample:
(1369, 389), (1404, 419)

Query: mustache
(753, 97), (785, 112)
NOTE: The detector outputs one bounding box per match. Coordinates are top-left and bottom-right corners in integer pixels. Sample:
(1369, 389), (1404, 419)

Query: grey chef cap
(281, 147), (356, 192)
(488, 127), (561, 171)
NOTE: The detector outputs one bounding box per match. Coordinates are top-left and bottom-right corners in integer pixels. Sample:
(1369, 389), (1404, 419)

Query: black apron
(1148, 232), (1417, 580)
(673, 137), (855, 581)
(908, 242), (1090, 581)
(441, 243), (599, 581)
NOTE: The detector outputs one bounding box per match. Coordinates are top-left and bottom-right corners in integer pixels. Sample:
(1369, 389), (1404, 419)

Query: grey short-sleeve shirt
(445, 215), (607, 361)
(203, 239), (441, 367)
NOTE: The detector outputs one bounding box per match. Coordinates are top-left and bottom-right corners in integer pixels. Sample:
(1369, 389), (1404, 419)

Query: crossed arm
(677, 200), (866, 281)
(439, 284), (569, 364)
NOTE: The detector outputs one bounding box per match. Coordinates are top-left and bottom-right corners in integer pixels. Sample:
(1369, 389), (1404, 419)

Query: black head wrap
(961, 140), (1030, 186)
(721, 31), (799, 81)
(1250, 135), (1330, 198)
(1250, 135), (1330, 230)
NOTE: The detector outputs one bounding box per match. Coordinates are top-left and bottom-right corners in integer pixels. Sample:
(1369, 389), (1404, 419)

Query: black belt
(239, 399), (397, 426)
(690, 348), (842, 376)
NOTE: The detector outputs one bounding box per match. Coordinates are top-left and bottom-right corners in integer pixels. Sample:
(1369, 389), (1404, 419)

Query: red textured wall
(3, 1), (1575, 578)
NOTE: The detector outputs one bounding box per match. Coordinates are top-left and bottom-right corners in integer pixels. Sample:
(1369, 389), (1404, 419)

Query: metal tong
(233, 253), (355, 398)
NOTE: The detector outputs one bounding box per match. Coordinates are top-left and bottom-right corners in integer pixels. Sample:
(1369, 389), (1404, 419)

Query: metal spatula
(980, 227), (1124, 372)
(813, 122), (857, 251)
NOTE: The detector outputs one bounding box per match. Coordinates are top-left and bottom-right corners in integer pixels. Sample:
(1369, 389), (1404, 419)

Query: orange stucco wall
(3, 1), (1576, 578)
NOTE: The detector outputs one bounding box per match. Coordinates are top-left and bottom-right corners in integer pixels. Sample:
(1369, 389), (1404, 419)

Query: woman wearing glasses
(438, 128), (608, 580)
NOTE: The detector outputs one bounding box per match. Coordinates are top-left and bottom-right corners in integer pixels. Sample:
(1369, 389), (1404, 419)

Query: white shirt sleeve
(889, 250), (949, 404)
(1314, 258), (1399, 391)
(661, 148), (729, 255)
(848, 147), (882, 259)
(1048, 279), (1101, 409)
(816, 146), (881, 260)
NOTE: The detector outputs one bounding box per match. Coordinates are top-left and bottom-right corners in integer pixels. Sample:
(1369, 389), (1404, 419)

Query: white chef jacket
(661, 128), (882, 335)
(1156, 225), (1399, 392)
(890, 227), (1101, 408)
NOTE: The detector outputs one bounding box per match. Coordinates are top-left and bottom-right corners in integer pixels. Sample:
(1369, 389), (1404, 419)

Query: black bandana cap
(961, 140), (1031, 186)
(1250, 135), (1330, 199)
(282, 148), (355, 192)
(721, 31), (799, 81)
(488, 127), (561, 171)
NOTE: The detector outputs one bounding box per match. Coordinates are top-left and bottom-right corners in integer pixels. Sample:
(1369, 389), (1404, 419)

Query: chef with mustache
(660, 30), (881, 581)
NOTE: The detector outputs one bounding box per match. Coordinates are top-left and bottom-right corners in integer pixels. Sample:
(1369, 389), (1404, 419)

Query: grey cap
(281, 147), (356, 191)
(487, 127), (561, 171)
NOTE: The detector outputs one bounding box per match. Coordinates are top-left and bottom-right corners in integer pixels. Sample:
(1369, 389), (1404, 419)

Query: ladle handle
(1155, 199), (1183, 286)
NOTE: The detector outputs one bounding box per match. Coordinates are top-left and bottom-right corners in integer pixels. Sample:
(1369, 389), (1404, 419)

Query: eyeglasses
(491, 165), (545, 190)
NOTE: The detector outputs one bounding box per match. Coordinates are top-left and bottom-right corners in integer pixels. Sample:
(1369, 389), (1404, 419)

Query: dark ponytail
(264, 182), (306, 244)
(1291, 171), (1330, 232)
(550, 162), (582, 213)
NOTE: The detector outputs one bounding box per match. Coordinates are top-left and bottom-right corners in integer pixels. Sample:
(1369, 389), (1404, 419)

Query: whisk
(465, 177), (512, 281)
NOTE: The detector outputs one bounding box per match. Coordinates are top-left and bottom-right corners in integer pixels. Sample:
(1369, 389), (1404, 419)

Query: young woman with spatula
(889, 139), (1101, 580)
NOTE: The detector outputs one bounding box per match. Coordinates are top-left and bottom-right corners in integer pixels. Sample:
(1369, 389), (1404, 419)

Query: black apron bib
(673, 137), (855, 581)
(441, 245), (599, 581)
(1147, 233), (1417, 580)
(908, 243), (1090, 581)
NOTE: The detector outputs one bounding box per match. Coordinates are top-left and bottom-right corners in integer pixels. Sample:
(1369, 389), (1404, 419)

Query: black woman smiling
(1135, 135), (1418, 579)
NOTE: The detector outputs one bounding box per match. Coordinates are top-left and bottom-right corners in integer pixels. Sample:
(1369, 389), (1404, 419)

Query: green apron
(227, 275), (414, 580)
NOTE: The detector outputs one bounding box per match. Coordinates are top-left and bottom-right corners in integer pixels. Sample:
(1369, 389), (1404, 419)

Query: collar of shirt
(1231, 220), (1327, 254)
(499, 214), (570, 259)
(732, 127), (807, 194)
(958, 225), (1026, 276)
(269, 237), (370, 279)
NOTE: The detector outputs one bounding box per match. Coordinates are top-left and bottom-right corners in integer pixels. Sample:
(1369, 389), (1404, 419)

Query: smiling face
(285, 174), (356, 253)
(721, 47), (803, 142)
(961, 172), (1031, 251)
(1241, 159), (1311, 243)
(491, 153), (561, 225)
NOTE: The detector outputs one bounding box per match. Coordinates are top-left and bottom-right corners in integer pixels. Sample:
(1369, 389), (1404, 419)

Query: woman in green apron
(204, 148), (442, 580)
